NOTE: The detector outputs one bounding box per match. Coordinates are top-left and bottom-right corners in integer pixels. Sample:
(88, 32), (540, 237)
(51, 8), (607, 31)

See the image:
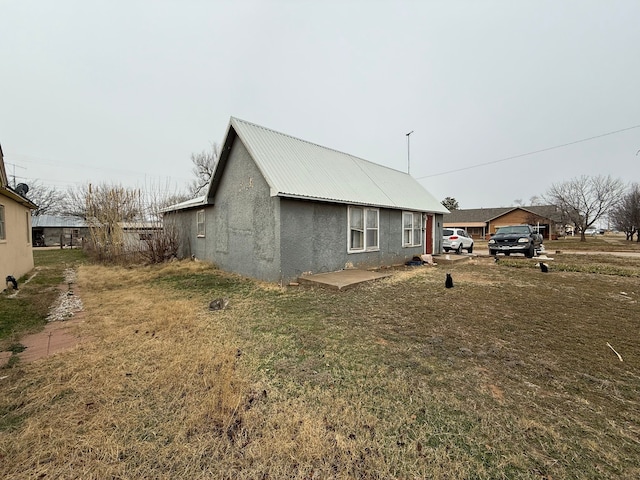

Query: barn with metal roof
(164, 117), (449, 283)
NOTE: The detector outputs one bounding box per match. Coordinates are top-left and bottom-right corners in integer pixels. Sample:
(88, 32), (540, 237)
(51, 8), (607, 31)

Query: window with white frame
(348, 206), (379, 252)
(196, 209), (205, 237)
(402, 211), (422, 247)
(0, 205), (5, 240)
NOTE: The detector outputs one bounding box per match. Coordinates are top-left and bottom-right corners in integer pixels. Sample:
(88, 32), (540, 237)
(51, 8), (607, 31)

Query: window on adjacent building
(196, 209), (205, 237)
(0, 205), (5, 240)
(403, 211), (422, 247)
(348, 206), (378, 252)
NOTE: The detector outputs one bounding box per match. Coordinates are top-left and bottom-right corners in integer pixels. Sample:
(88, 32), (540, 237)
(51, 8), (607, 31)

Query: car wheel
(443, 248), (449, 252)
(467, 244), (473, 254)
(456, 244), (462, 255)
(525, 245), (535, 258)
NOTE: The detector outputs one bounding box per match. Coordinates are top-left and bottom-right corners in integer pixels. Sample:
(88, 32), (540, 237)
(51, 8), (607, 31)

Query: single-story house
(443, 205), (565, 240)
(163, 117), (449, 284)
(32, 214), (89, 247)
(1, 144), (38, 283)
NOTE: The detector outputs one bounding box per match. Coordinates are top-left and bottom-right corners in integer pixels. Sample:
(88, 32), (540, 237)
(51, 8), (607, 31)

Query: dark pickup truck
(488, 225), (543, 258)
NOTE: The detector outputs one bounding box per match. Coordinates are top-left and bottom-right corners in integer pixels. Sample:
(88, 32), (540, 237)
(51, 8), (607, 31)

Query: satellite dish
(15, 183), (29, 196)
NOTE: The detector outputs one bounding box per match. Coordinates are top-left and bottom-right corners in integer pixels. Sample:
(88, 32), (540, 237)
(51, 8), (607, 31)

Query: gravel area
(46, 268), (84, 322)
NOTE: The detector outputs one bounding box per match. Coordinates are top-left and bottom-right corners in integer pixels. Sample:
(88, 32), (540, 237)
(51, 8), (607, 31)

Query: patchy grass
(498, 253), (640, 277)
(0, 249), (87, 346)
(0, 255), (638, 478)
(548, 233), (640, 252)
(31, 247), (87, 267)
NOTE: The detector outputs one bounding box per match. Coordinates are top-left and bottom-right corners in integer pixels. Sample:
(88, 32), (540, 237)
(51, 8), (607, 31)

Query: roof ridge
(230, 116), (409, 175)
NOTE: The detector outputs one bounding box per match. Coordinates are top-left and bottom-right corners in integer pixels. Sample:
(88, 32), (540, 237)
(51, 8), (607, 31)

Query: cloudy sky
(2, 0), (639, 209)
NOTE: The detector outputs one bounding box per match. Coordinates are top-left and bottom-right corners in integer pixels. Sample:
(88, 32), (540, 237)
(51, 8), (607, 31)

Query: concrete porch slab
(297, 269), (393, 290)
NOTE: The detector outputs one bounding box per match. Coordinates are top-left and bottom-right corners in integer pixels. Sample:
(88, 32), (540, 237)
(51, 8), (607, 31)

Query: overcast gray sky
(2, 0), (639, 208)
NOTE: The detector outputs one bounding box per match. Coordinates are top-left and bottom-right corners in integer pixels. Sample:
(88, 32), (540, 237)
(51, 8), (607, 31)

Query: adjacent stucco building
(0, 144), (37, 283)
(164, 117), (449, 284)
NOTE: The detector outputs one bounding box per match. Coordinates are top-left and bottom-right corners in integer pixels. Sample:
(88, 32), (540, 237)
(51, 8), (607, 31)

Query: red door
(425, 215), (433, 254)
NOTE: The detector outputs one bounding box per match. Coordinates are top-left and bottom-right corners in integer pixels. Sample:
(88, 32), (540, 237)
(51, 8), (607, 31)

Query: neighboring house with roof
(32, 216), (163, 251)
(119, 221), (164, 251)
(32, 214), (89, 247)
(444, 205), (565, 240)
(163, 117), (449, 284)
(1, 144), (38, 283)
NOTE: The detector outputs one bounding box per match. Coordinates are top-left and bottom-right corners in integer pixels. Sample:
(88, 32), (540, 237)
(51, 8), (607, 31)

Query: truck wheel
(490, 250), (497, 256)
(525, 245), (535, 258)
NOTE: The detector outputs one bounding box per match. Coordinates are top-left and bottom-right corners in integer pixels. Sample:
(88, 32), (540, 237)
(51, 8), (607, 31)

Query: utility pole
(405, 131), (413, 175)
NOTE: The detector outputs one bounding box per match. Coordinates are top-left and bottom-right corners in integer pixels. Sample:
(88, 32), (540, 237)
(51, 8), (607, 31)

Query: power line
(415, 124), (640, 179)
(5, 152), (192, 183)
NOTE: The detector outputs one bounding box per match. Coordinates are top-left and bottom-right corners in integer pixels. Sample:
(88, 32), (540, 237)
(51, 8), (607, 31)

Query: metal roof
(32, 215), (87, 228)
(226, 117), (449, 213)
(160, 195), (206, 213)
(119, 222), (163, 230)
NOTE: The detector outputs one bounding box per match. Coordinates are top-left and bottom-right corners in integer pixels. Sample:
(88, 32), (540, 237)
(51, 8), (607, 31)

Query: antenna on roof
(4, 162), (26, 188)
(406, 131), (414, 175)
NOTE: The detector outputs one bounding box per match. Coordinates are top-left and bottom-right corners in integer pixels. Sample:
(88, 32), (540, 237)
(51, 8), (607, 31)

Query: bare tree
(62, 183), (140, 221)
(441, 197), (459, 211)
(546, 175), (626, 241)
(24, 180), (65, 216)
(63, 184), (93, 219)
(190, 142), (220, 196)
(58, 181), (187, 263)
(610, 183), (640, 241)
(528, 195), (543, 206)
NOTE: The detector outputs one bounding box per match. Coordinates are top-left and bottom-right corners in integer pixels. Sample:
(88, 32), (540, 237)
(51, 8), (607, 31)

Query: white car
(443, 228), (474, 254)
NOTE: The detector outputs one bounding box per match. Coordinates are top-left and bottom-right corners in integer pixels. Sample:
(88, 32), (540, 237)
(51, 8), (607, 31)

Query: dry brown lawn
(1, 254), (639, 479)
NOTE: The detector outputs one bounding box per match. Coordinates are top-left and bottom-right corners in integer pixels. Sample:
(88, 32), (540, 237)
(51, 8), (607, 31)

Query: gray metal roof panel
(230, 117), (449, 213)
(160, 195), (207, 213)
(32, 215), (87, 228)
